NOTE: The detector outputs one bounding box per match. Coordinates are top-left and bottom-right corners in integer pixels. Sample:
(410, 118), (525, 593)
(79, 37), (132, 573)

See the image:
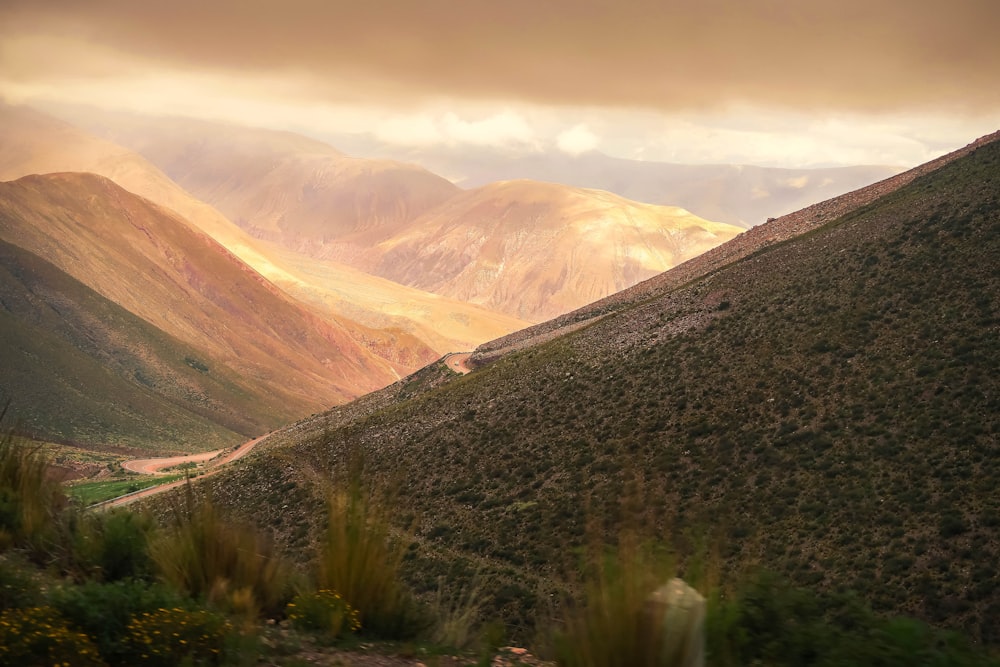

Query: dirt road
(443, 352), (473, 375)
(123, 449), (223, 474)
(96, 434), (268, 509)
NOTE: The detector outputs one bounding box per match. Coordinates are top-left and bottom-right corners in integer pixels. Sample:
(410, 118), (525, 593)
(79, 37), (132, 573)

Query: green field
(67, 473), (187, 506)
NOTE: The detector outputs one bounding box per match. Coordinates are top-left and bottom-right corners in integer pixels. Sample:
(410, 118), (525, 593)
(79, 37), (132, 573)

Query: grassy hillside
(0, 238), (270, 451)
(174, 137), (999, 642)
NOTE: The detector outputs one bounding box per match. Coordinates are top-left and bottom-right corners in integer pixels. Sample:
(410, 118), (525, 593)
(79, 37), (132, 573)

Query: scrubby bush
(150, 490), (293, 619)
(317, 477), (420, 638)
(69, 509), (157, 582)
(120, 607), (231, 666)
(552, 536), (681, 667)
(0, 553), (43, 610)
(0, 605), (104, 667)
(286, 589), (361, 639)
(0, 415), (66, 555)
(50, 579), (187, 666)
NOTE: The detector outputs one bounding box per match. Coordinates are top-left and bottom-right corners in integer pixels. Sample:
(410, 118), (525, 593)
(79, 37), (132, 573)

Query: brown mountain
(59, 109), (462, 266)
(171, 131), (1000, 642)
(372, 179), (744, 321)
(0, 172), (405, 447)
(0, 104), (527, 356)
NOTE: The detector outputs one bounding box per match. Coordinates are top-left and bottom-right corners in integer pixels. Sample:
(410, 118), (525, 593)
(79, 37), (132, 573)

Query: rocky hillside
(179, 132), (1000, 642)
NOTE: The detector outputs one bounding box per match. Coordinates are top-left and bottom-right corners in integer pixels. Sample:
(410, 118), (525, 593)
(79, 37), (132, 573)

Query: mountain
(0, 173), (408, 450)
(0, 104), (527, 355)
(177, 132), (1000, 642)
(56, 109), (462, 266)
(372, 179), (743, 321)
(50, 107), (742, 323)
(324, 134), (900, 227)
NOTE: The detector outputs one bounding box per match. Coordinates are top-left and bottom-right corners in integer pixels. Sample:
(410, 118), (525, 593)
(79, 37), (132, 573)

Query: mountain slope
(0, 239), (266, 451)
(373, 180), (743, 321)
(0, 173), (404, 447)
(188, 133), (1000, 641)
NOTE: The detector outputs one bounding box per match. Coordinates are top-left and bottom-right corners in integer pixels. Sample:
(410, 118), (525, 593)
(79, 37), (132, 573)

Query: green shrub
(50, 579), (187, 666)
(150, 491), (293, 619)
(0, 553), (43, 610)
(0, 605), (104, 667)
(121, 607), (231, 666)
(286, 589), (361, 639)
(70, 509), (157, 582)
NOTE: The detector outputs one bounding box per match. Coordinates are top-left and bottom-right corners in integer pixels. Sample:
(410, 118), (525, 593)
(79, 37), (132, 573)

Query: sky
(1, 0), (999, 168)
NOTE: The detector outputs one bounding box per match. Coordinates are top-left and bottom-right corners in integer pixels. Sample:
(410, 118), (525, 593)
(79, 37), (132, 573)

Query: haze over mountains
(323, 133), (902, 227)
(186, 131), (1000, 642)
(0, 172), (404, 449)
(42, 107), (745, 321)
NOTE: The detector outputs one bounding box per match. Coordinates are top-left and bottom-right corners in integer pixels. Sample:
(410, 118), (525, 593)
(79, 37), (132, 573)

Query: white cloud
(556, 123), (600, 155)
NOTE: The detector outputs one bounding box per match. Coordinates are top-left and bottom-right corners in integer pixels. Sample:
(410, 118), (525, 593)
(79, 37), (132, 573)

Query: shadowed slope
(0, 239), (266, 451)
(180, 133), (1000, 641)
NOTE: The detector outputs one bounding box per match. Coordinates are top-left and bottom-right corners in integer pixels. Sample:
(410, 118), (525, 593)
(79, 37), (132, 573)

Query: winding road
(96, 433), (268, 509)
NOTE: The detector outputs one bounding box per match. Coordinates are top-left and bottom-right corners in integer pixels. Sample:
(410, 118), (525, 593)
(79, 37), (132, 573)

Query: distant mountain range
(313, 132), (902, 227)
(178, 131), (1000, 643)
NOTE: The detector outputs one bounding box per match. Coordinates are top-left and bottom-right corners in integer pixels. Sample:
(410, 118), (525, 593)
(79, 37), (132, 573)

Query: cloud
(556, 124), (600, 155)
(1, 0), (998, 114)
(371, 110), (537, 148)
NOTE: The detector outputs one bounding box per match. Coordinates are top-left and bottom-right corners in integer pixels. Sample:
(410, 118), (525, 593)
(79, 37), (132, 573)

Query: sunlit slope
(0, 173), (399, 415)
(374, 179), (743, 321)
(254, 242), (530, 353)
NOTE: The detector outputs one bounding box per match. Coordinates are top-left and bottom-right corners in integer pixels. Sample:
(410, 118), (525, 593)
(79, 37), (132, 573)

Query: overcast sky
(2, 0), (998, 167)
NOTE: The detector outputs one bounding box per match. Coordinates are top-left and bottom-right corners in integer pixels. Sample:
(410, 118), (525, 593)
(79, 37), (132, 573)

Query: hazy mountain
(0, 173), (408, 449)
(178, 132), (1000, 641)
(0, 104), (527, 355)
(325, 134), (900, 227)
(372, 179), (743, 321)
(57, 108), (461, 266)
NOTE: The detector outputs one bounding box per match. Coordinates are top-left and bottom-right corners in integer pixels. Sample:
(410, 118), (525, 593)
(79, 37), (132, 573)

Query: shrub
(70, 509), (157, 582)
(0, 412), (66, 555)
(552, 536), (683, 667)
(0, 553), (43, 610)
(120, 607), (231, 666)
(0, 605), (104, 667)
(50, 579), (187, 666)
(150, 490), (293, 619)
(286, 589), (361, 639)
(317, 476), (417, 638)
